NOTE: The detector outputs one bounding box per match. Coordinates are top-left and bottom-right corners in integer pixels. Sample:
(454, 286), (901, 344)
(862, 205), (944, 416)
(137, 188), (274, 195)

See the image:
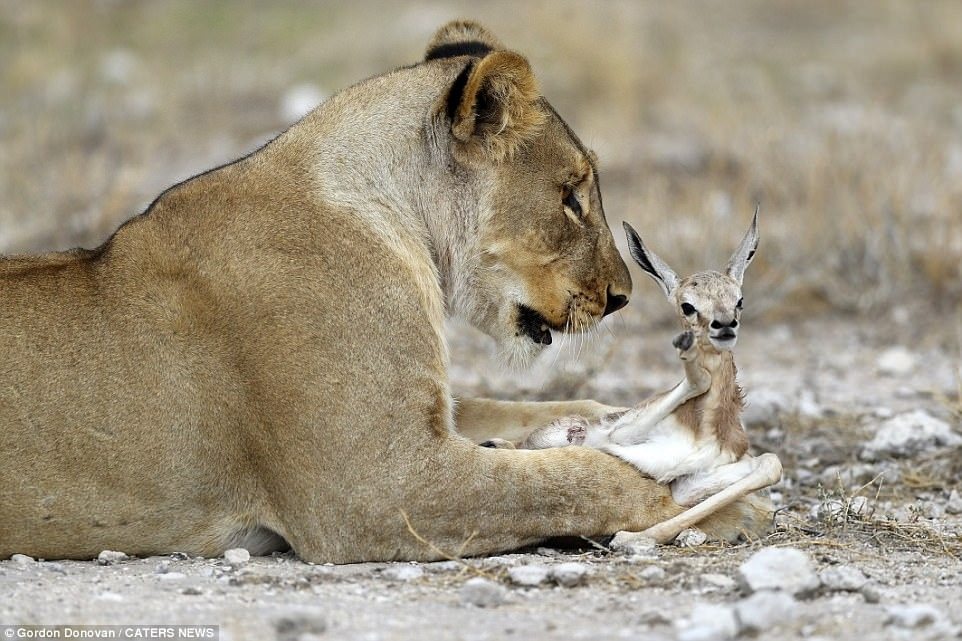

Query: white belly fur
(597, 414), (736, 483)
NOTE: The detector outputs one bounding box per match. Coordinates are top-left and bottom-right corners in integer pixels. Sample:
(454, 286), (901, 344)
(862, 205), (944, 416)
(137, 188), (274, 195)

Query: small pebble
(97, 550), (128, 566)
(738, 547), (820, 596)
(157, 571), (187, 581)
(735, 590), (797, 634)
(11, 554), (35, 565)
(507, 565), (550, 587)
(550, 562), (588, 587)
(675, 528), (707, 548)
(946, 489), (962, 515)
(224, 548), (250, 568)
(885, 604), (942, 628)
(876, 346), (917, 376)
(610, 531), (658, 558)
(459, 577), (505, 607)
(819, 565), (868, 592)
(700, 573), (736, 590)
(639, 565), (666, 582)
(42, 562), (66, 574)
(382, 565), (424, 582)
(860, 583), (882, 604)
(181, 586), (203, 596)
(676, 603), (738, 641)
(274, 613), (328, 641)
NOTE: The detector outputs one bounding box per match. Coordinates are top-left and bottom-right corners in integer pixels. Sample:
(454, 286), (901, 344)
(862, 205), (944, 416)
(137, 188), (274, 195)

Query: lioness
(0, 21), (768, 562)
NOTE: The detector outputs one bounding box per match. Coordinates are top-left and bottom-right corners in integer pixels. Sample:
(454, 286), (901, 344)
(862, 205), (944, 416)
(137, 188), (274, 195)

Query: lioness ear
(446, 51), (546, 162)
(623, 221), (679, 299)
(425, 20), (504, 60)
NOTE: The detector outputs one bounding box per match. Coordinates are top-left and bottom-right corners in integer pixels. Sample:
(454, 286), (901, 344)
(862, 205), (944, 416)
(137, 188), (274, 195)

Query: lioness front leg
(454, 397), (626, 445)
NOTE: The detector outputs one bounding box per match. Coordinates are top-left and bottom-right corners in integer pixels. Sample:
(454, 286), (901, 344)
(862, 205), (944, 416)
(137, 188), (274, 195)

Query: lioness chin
(0, 20), (770, 562)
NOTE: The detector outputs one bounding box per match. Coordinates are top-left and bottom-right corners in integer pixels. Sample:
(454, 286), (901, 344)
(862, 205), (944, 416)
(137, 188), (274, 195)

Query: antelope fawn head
(623, 209), (758, 352)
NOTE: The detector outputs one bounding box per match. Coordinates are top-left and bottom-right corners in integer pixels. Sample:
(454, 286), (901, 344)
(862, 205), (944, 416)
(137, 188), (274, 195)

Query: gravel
(223, 548), (250, 568)
(884, 604), (942, 628)
(507, 564), (550, 587)
(819, 565), (868, 592)
(550, 562), (589, 587)
(96, 550), (128, 565)
(676, 602), (738, 641)
(459, 578), (506, 607)
(738, 547), (821, 596)
(860, 410), (962, 460)
(381, 564), (424, 582)
(735, 590), (798, 634)
(675, 528), (708, 547)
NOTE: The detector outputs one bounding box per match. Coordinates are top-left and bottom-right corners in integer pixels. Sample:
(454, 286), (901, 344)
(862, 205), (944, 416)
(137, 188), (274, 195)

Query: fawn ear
(446, 51), (546, 163)
(623, 222), (679, 299)
(726, 206), (759, 285)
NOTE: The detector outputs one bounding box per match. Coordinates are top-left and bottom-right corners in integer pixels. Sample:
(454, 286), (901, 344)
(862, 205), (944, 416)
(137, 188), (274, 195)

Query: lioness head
(424, 21), (632, 367)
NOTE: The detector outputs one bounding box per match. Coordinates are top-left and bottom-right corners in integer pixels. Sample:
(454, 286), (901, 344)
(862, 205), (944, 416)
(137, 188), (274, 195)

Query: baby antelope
(523, 210), (782, 542)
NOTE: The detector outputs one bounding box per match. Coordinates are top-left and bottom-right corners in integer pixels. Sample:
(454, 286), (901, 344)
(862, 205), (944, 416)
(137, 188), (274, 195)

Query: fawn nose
(603, 287), (629, 317)
(710, 318), (738, 330)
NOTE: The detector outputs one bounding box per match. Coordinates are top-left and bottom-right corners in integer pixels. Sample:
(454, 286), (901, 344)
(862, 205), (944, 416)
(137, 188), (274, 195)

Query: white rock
(156, 572), (187, 581)
(610, 531), (658, 557)
(876, 346), (918, 376)
(224, 548), (250, 568)
(819, 565), (868, 592)
(639, 565), (666, 581)
(735, 590), (797, 633)
(675, 528), (707, 548)
(860, 410), (962, 460)
(676, 603), (738, 641)
(743, 388), (790, 427)
(796, 389), (823, 419)
(738, 547), (820, 596)
(701, 573), (736, 590)
(551, 562), (589, 587)
(459, 577), (505, 607)
(10, 554), (35, 565)
(946, 489), (962, 515)
(280, 83), (327, 122)
(97, 550), (128, 565)
(382, 564), (424, 582)
(99, 49), (138, 85)
(506, 564), (550, 587)
(885, 604), (942, 628)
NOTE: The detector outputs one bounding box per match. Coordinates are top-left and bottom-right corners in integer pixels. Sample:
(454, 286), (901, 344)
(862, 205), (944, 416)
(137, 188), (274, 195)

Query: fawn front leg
(606, 331), (710, 446)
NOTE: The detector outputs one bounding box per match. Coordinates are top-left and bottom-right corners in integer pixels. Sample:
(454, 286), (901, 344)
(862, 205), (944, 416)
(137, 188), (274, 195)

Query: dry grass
(1, 1), (960, 318)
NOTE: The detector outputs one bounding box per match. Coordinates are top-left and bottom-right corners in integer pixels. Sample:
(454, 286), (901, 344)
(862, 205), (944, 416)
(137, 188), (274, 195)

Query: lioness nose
(603, 287), (629, 316)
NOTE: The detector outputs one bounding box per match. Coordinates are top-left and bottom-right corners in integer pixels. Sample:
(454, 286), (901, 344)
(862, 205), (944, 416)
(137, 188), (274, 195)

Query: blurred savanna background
(1, 0), (960, 344)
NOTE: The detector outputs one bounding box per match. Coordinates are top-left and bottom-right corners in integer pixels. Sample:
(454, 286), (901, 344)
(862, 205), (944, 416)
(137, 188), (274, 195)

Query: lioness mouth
(516, 304), (554, 345)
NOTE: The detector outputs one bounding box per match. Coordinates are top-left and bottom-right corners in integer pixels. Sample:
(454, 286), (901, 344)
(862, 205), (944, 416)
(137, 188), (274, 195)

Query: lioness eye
(563, 187), (583, 218)
(681, 302), (697, 316)
(736, 298), (744, 309)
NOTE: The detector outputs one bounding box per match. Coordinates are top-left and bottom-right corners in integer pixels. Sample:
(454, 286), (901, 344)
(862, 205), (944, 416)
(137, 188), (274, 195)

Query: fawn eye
(562, 186), (583, 218)
(736, 298), (744, 309)
(681, 302), (697, 316)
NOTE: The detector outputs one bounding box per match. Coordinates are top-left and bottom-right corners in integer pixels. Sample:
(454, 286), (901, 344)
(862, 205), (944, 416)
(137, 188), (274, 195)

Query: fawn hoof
(673, 330), (695, 355)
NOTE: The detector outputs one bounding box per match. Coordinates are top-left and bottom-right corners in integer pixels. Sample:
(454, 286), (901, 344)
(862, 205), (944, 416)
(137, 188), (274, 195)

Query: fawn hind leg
(640, 453), (782, 543)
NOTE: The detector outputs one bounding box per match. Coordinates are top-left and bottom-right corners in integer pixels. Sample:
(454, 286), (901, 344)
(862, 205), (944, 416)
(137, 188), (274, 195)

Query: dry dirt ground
(2, 312), (960, 641)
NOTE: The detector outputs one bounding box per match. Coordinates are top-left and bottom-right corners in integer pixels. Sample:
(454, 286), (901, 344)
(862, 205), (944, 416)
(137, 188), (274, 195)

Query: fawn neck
(678, 346), (748, 458)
